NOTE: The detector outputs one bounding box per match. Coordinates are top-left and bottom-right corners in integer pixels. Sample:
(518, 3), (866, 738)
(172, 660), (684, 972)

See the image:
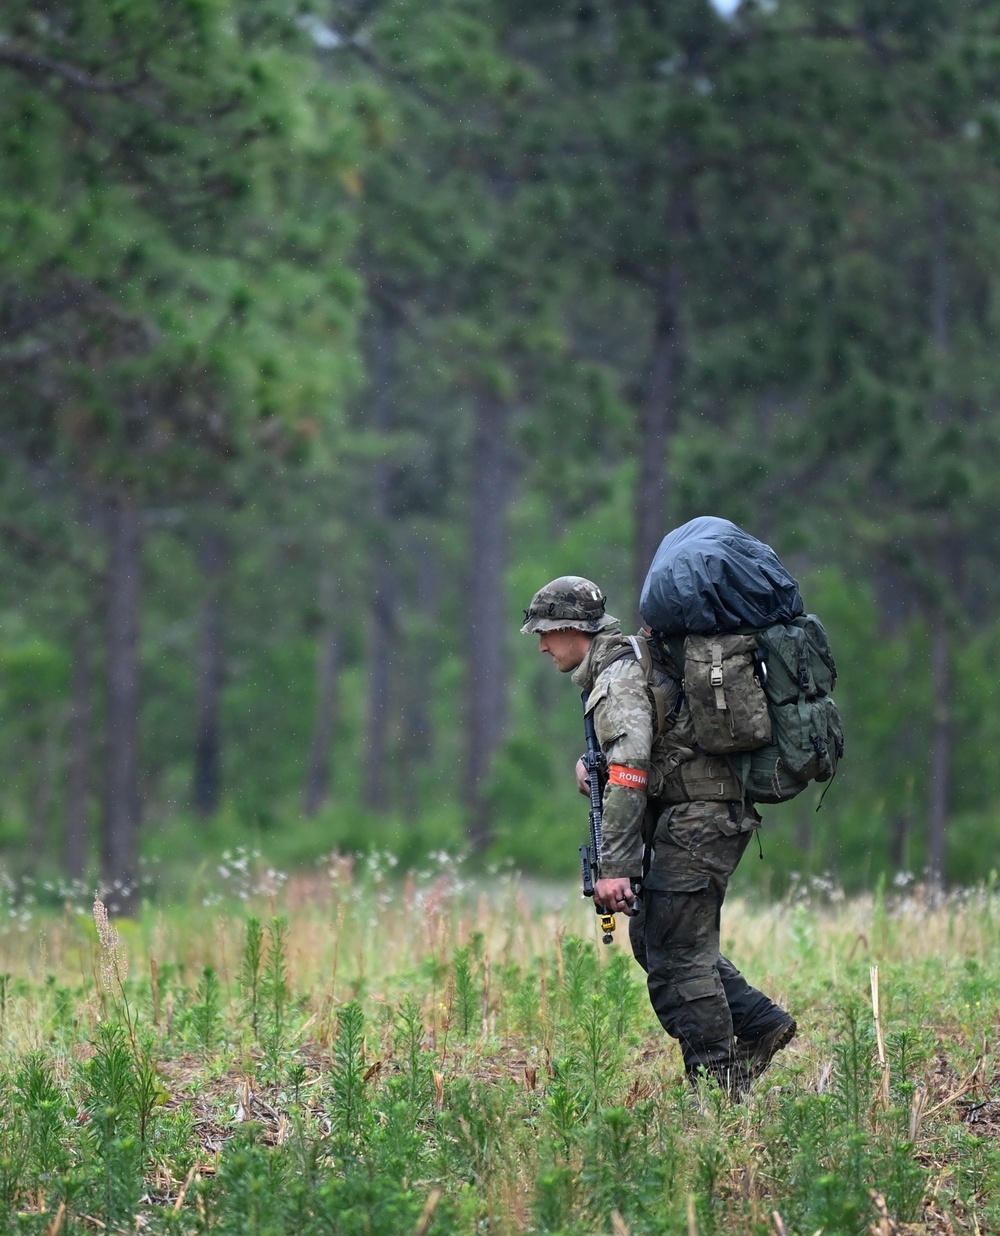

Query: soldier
(521, 575), (796, 1095)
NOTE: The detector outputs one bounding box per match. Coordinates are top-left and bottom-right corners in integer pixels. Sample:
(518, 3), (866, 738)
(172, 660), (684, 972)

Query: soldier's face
(538, 628), (591, 672)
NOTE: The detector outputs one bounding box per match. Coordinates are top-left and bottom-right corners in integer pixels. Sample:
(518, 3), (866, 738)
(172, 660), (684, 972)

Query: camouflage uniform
(571, 630), (791, 1086)
(523, 579), (794, 1091)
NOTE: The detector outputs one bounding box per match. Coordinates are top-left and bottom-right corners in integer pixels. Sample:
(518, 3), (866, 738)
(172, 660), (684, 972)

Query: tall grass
(0, 856), (995, 1233)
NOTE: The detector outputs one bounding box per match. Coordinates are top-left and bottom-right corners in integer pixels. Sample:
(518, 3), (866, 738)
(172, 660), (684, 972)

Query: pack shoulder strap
(601, 635), (682, 740)
(624, 635), (671, 739)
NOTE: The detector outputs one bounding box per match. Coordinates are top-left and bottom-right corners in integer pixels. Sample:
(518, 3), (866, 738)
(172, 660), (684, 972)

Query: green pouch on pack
(740, 616), (844, 804)
(753, 616), (836, 705)
(745, 695), (844, 803)
(683, 633), (771, 756)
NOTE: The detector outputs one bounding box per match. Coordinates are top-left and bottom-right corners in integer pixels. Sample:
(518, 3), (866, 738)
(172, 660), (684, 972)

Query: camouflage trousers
(628, 802), (786, 1077)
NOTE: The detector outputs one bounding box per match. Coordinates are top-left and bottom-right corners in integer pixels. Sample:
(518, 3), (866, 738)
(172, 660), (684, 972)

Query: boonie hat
(520, 576), (620, 635)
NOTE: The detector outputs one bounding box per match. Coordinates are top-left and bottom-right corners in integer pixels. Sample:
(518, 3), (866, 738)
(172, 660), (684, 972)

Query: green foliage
(240, 915), (264, 1038)
(450, 936), (485, 1040)
(80, 1023), (153, 1224)
(4, 0), (1000, 908)
(189, 966), (224, 1057)
(394, 994), (433, 1107)
(0, 886), (995, 1230)
(15, 1054), (70, 1179)
(260, 917), (292, 1085)
(330, 1000), (367, 1144)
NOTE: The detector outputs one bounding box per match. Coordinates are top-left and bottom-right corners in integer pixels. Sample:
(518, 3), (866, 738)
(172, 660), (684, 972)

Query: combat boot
(686, 1057), (752, 1102)
(738, 1014), (796, 1079)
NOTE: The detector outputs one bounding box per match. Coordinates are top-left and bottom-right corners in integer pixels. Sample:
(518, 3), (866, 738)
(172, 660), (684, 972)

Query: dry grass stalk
(412, 1188), (442, 1236)
(868, 1189), (930, 1235)
(870, 965), (891, 1104)
(909, 1084), (928, 1141)
(172, 1165), (197, 1211)
(150, 956), (161, 1026)
(687, 1193), (698, 1236)
(44, 1202), (66, 1236)
(612, 1210), (633, 1236)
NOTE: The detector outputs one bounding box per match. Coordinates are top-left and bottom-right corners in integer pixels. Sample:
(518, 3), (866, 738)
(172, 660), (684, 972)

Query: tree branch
(365, 279), (429, 340)
(725, 20), (895, 63)
(0, 42), (146, 95)
(0, 284), (88, 342)
(0, 518), (105, 583)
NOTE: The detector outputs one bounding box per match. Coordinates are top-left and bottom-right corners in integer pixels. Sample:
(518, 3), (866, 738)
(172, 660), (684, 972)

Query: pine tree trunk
(399, 541), (437, 818)
(29, 720), (59, 870)
(193, 529), (225, 818)
(64, 618), (94, 880)
(633, 186), (689, 607)
(875, 551), (918, 878)
(364, 569), (395, 813)
(927, 608), (951, 893)
(363, 303), (397, 814)
(464, 392), (514, 852)
(925, 194), (952, 895)
(303, 570), (341, 817)
(930, 192), (949, 357)
(102, 489), (142, 915)
(889, 814), (910, 872)
(874, 554), (919, 638)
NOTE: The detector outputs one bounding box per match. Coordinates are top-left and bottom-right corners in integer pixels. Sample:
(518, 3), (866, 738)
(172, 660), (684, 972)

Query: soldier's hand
(576, 758), (590, 796)
(594, 877), (638, 916)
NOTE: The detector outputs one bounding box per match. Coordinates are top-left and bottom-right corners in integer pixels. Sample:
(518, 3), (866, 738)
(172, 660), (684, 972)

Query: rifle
(580, 689), (617, 944)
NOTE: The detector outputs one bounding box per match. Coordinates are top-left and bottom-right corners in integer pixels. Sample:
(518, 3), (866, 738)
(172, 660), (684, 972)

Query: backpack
(643, 620), (842, 805)
(637, 516), (845, 805)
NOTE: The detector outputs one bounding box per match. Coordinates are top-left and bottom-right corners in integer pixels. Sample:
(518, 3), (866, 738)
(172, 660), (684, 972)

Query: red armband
(608, 764), (648, 791)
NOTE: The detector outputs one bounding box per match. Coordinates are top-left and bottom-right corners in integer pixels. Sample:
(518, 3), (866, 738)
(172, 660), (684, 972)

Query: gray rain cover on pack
(640, 517), (804, 635)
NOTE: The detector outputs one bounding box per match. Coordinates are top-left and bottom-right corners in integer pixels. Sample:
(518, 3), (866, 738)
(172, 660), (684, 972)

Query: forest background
(2, 0), (999, 915)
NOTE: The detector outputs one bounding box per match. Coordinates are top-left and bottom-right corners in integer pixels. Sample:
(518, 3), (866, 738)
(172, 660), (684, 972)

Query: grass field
(0, 855), (997, 1234)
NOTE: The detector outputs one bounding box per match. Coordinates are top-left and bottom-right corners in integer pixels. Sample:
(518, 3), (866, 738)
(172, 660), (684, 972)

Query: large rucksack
(639, 518), (844, 805)
(727, 616), (842, 804)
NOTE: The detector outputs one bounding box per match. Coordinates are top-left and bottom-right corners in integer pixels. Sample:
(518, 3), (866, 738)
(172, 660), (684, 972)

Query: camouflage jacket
(571, 631), (745, 880)
(571, 632), (669, 879)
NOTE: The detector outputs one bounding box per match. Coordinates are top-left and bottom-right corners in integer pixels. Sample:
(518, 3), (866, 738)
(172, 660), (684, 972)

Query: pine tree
(0, 0), (362, 906)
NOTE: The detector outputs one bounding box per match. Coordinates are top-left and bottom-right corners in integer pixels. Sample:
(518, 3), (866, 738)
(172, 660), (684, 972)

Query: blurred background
(1, 0), (998, 912)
